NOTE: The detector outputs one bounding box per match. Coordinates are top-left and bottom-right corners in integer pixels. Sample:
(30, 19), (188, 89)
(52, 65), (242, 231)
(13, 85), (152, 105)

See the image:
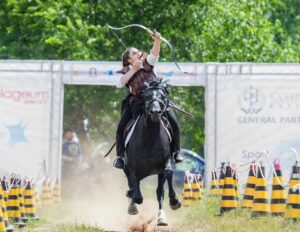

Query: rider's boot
(113, 134), (125, 169)
(174, 150), (184, 163)
(172, 127), (184, 163)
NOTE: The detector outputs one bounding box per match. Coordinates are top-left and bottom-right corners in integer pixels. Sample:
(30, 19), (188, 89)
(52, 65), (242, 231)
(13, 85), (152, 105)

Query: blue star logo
(6, 121), (28, 147)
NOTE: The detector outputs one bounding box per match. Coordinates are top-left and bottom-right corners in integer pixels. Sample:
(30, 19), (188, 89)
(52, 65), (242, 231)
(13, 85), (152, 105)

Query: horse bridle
(143, 86), (169, 114)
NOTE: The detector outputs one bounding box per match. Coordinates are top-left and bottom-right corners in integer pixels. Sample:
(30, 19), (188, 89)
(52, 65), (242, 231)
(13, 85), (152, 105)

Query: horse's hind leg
(166, 169), (181, 210)
(157, 172), (168, 226)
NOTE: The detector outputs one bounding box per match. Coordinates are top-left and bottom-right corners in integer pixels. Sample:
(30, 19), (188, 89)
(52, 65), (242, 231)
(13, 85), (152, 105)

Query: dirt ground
(57, 163), (180, 232)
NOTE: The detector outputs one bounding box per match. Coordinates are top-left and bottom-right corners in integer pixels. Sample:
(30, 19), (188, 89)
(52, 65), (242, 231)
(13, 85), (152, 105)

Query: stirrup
(174, 151), (184, 163)
(113, 157), (125, 169)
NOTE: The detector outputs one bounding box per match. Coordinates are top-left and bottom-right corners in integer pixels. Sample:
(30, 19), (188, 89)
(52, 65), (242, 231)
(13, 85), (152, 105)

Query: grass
(13, 202), (105, 232)
(173, 190), (300, 232)
(10, 188), (300, 232)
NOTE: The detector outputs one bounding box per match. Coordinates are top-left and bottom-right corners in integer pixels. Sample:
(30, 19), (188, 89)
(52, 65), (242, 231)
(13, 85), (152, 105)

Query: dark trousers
(166, 109), (181, 152)
(116, 94), (132, 157)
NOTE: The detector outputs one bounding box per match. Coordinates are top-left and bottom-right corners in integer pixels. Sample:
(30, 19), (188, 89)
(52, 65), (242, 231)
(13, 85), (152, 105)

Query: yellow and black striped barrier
(220, 165), (237, 214)
(41, 178), (52, 206)
(24, 180), (39, 221)
(271, 162), (286, 216)
(251, 165), (270, 217)
(182, 173), (193, 206)
(7, 177), (25, 228)
(218, 163), (226, 196)
(285, 162), (300, 220)
(1, 178), (14, 231)
(191, 174), (201, 205)
(242, 163), (257, 208)
(52, 178), (61, 203)
(209, 170), (219, 196)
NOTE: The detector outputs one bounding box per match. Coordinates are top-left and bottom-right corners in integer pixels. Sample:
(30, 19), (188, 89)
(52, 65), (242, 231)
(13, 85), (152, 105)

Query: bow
(106, 24), (185, 74)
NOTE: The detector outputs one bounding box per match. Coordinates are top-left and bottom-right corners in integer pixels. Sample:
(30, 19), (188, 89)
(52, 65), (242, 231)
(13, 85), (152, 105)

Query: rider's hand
(151, 31), (161, 42)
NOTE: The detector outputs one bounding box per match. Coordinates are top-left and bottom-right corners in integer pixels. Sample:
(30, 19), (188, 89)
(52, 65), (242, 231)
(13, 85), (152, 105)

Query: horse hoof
(157, 209), (168, 226)
(157, 219), (168, 226)
(128, 203), (138, 215)
(169, 199), (181, 210)
(134, 197), (143, 205)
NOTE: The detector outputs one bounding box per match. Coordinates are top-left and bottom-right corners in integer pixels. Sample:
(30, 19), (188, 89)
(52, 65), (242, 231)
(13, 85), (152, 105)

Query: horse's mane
(146, 78), (171, 94)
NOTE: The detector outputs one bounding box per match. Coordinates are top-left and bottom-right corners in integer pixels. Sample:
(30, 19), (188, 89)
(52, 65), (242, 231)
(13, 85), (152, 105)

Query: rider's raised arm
(146, 31), (161, 67)
(150, 31), (161, 57)
(117, 66), (140, 88)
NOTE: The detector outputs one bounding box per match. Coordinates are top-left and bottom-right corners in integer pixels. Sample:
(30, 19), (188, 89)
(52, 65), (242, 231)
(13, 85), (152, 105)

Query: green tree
(1, 0), (300, 156)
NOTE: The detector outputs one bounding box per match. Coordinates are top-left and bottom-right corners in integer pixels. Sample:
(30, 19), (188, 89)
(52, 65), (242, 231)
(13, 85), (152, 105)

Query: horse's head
(142, 79), (170, 123)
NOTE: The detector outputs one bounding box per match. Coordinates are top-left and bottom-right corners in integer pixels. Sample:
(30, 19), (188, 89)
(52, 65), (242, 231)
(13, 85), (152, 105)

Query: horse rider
(114, 30), (184, 169)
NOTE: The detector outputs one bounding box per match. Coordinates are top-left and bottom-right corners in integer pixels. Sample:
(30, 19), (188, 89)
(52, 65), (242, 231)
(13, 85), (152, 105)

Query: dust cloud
(60, 149), (179, 232)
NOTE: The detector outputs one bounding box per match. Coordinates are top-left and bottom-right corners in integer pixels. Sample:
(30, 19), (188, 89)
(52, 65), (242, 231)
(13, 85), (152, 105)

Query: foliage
(1, 0), (300, 156)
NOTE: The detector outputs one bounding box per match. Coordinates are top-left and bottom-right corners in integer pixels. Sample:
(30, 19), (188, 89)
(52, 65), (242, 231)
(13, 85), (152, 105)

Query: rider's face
(128, 48), (142, 64)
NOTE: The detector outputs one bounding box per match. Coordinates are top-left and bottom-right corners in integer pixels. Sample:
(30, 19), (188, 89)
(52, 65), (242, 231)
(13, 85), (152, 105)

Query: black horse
(124, 79), (181, 226)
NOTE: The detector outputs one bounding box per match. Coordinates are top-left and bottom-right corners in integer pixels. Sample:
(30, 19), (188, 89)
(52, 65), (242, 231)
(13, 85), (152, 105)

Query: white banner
(0, 75), (51, 178)
(217, 75), (300, 184)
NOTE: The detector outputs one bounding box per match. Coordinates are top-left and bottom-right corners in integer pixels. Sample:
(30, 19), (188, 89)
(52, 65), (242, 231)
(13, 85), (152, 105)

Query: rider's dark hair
(122, 47), (133, 67)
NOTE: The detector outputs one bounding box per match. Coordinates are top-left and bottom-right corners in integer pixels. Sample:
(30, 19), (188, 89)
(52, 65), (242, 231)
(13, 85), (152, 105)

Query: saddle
(123, 115), (173, 148)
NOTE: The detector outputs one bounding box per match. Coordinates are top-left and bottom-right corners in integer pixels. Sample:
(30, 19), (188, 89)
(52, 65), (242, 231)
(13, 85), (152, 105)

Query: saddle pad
(124, 115), (172, 148)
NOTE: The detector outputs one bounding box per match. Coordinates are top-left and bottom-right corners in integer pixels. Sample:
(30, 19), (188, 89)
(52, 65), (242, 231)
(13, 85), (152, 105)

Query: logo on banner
(238, 85), (265, 114)
(0, 87), (48, 105)
(88, 67), (97, 78)
(5, 121), (28, 147)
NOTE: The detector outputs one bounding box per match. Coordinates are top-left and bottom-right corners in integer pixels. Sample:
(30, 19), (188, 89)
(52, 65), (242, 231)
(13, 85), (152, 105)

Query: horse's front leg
(165, 169), (181, 210)
(157, 172), (168, 226)
(128, 170), (143, 204)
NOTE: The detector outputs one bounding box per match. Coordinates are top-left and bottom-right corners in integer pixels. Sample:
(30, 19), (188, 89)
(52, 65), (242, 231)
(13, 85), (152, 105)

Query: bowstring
(108, 27), (128, 49)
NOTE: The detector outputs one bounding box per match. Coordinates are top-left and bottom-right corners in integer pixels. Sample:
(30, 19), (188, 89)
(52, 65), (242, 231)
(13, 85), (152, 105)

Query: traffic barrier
(218, 162), (226, 196)
(285, 161), (300, 220)
(251, 165), (270, 217)
(23, 180), (39, 221)
(232, 169), (239, 202)
(209, 170), (219, 196)
(52, 178), (61, 203)
(220, 165), (237, 214)
(0, 181), (14, 232)
(7, 177), (25, 228)
(16, 179), (28, 223)
(182, 173), (193, 206)
(191, 174), (201, 205)
(41, 178), (52, 205)
(271, 162), (287, 216)
(242, 163), (256, 208)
